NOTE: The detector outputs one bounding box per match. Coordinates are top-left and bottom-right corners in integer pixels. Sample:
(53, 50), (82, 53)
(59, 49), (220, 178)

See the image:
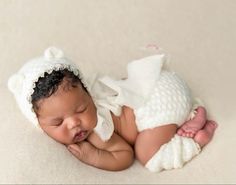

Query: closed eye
(76, 106), (87, 113)
(51, 119), (63, 126)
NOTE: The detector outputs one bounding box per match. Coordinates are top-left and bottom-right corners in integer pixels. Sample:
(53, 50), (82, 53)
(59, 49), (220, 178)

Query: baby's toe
(189, 132), (195, 138)
(183, 132), (195, 138)
(177, 128), (184, 136)
(208, 120), (218, 128)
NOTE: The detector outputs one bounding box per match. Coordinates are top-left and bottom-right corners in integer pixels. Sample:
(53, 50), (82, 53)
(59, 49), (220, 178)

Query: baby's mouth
(73, 130), (88, 143)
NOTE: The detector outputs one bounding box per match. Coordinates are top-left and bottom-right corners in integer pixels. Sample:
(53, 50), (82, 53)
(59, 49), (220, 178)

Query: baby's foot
(177, 106), (207, 138)
(194, 120), (218, 147)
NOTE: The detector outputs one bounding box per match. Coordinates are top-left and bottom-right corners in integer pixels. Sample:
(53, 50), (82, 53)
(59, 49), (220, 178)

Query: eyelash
(77, 107), (87, 113)
(51, 107), (88, 126)
(54, 121), (63, 126)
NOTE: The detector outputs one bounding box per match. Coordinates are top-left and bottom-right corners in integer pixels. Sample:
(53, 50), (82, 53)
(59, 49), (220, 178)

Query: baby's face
(35, 79), (97, 145)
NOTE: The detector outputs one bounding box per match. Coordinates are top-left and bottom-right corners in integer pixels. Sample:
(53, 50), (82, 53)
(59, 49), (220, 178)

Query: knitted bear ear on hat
(8, 73), (25, 95)
(44, 47), (64, 60)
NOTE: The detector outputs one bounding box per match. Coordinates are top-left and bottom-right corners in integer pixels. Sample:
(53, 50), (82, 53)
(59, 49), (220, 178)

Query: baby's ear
(8, 73), (25, 95)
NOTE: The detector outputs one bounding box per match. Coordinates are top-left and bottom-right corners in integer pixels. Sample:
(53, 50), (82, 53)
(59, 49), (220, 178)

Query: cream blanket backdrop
(0, 0), (235, 183)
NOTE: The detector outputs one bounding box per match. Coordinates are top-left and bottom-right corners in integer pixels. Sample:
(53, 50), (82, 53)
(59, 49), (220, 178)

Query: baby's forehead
(36, 83), (88, 114)
(55, 78), (83, 93)
(33, 77), (84, 108)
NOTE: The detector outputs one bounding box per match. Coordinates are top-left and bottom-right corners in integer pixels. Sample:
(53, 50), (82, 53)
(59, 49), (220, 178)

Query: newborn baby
(8, 47), (217, 172)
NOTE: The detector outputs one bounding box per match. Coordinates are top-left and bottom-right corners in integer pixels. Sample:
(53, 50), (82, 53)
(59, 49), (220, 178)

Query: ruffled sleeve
(86, 73), (120, 141)
(93, 105), (114, 141)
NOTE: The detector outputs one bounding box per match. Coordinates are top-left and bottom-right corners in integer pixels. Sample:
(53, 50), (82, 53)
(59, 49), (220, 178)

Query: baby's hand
(67, 141), (99, 166)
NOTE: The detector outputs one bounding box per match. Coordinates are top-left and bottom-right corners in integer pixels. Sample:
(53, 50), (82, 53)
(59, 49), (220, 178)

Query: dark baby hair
(31, 69), (87, 112)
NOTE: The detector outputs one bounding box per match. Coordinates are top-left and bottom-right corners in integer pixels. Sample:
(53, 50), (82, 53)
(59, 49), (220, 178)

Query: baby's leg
(135, 124), (178, 165)
(177, 106), (207, 137)
(135, 124), (202, 172)
(194, 120), (218, 147)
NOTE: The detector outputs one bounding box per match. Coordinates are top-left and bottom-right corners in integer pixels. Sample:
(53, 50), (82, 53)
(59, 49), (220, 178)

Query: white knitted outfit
(90, 54), (202, 172)
(134, 70), (192, 131)
(8, 47), (201, 172)
(93, 55), (202, 131)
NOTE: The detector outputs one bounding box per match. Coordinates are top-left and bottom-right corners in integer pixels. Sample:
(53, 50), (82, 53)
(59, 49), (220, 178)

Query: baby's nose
(67, 116), (81, 129)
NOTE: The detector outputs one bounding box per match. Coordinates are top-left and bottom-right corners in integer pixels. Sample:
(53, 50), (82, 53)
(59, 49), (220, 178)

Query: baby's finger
(68, 144), (81, 153)
(68, 145), (85, 160)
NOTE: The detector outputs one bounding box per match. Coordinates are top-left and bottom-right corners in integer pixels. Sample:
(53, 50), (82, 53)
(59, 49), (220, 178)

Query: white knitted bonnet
(8, 47), (87, 128)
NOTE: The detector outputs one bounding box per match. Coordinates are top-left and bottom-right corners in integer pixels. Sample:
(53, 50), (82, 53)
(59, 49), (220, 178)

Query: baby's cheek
(91, 113), (98, 128)
(83, 112), (97, 129)
(91, 105), (98, 128)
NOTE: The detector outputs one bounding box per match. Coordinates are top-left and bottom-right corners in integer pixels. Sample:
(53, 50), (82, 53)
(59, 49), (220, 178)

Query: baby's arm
(67, 132), (134, 171)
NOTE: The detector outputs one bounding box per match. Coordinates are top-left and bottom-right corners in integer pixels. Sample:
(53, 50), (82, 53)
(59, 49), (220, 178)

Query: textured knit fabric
(145, 134), (201, 172)
(87, 54), (167, 139)
(92, 54), (202, 138)
(134, 70), (193, 131)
